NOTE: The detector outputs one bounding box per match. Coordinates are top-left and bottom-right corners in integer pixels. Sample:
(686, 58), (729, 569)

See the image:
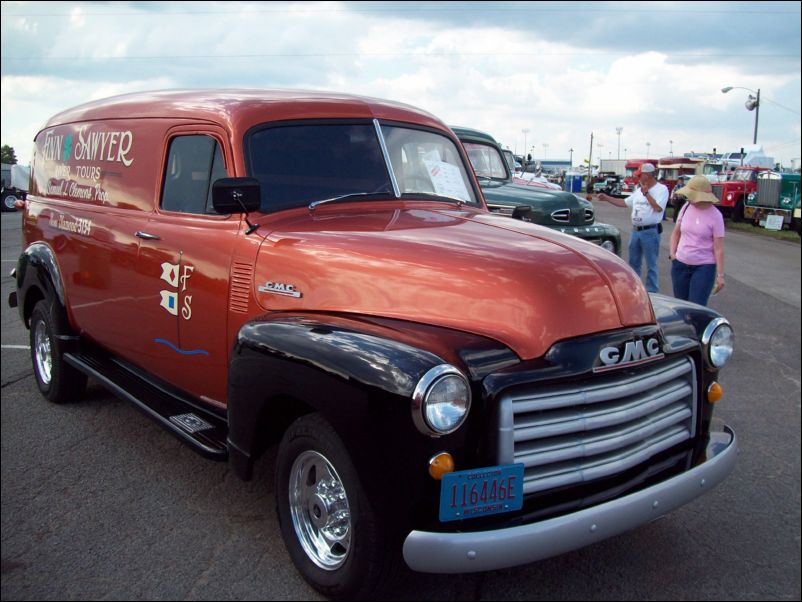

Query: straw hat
(674, 175), (719, 205)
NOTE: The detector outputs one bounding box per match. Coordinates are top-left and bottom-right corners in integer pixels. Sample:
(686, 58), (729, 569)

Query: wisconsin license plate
(439, 464), (525, 522)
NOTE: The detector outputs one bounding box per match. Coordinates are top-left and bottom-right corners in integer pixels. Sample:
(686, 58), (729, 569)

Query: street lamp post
(616, 127), (623, 159)
(721, 86), (760, 144)
(569, 147), (574, 167)
(646, 142), (651, 158)
(669, 140), (673, 156)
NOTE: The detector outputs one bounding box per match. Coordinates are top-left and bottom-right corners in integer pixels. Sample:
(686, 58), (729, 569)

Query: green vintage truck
(745, 171), (801, 234)
(453, 127), (621, 255)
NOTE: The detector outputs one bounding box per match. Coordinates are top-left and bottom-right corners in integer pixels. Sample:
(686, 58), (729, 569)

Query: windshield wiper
(402, 192), (467, 207)
(308, 191), (393, 211)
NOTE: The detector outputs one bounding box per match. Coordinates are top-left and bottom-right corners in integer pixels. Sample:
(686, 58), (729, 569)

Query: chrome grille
(551, 208), (571, 223)
(756, 177), (781, 208)
(584, 208), (594, 222)
(497, 356), (697, 495)
(712, 186), (723, 201)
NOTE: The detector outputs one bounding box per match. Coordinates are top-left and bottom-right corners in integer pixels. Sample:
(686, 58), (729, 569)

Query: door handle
(135, 231), (161, 240)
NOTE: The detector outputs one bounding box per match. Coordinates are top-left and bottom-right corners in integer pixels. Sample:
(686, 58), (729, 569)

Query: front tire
(276, 413), (395, 600)
(30, 300), (87, 403)
(1, 191), (18, 212)
(733, 198), (745, 222)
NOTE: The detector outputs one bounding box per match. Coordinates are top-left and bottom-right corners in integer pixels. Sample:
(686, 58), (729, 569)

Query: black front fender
(226, 313), (518, 489)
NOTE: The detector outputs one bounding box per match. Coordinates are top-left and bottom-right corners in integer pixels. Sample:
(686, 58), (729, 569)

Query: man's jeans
(628, 227), (661, 293)
(671, 260), (717, 306)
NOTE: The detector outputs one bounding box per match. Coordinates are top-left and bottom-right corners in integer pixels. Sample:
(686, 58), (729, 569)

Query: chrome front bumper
(403, 426), (736, 574)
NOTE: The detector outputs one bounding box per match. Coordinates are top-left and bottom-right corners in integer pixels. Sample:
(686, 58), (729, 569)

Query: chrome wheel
(289, 450), (352, 570)
(34, 320), (53, 385)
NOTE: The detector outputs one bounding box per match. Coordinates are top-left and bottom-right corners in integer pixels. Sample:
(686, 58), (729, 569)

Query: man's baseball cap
(636, 164), (656, 175)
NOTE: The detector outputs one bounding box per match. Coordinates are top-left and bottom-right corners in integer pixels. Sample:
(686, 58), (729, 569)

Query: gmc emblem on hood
(258, 281), (302, 298)
(594, 337), (664, 373)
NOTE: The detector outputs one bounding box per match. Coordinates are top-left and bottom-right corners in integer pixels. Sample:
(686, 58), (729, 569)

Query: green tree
(1, 145), (18, 164)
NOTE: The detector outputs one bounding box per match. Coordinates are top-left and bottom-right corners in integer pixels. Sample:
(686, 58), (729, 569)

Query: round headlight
(726, 193), (733, 201)
(703, 318), (734, 369)
(412, 365), (471, 436)
(600, 239), (616, 253)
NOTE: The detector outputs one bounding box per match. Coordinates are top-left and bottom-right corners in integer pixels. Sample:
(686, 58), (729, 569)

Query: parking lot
(2, 206), (800, 601)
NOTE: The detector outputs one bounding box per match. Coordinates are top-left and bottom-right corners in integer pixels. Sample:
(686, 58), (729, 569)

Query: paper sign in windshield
(424, 156), (470, 203)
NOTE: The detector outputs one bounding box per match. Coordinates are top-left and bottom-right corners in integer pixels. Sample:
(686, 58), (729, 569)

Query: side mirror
(212, 177), (261, 214)
(512, 205), (532, 222)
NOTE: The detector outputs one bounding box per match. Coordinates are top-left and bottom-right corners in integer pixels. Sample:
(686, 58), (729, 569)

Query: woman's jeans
(628, 228), (661, 293)
(671, 259), (717, 306)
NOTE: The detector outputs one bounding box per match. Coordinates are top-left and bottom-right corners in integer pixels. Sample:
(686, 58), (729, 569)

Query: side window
(161, 135), (227, 214)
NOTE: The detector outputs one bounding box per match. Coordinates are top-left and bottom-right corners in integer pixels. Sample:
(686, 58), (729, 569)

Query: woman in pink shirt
(669, 175), (726, 306)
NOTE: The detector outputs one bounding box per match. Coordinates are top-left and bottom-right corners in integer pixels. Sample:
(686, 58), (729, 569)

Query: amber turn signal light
(707, 382), (723, 403)
(428, 452), (455, 480)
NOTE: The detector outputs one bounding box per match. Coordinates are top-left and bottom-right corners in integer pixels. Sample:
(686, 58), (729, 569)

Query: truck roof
(38, 89), (448, 137)
(449, 126), (499, 146)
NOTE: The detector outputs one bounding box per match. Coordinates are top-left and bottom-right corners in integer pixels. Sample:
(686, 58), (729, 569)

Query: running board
(64, 350), (228, 460)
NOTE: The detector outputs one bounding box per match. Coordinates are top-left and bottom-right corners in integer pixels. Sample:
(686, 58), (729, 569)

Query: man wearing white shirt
(598, 163), (669, 293)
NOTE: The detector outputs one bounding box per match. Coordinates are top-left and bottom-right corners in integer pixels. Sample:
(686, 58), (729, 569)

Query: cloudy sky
(2, 1), (800, 167)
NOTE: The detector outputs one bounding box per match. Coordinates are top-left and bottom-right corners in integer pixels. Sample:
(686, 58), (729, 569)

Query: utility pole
(586, 132), (594, 193)
(521, 129), (530, 165)
(569, 147), (574, 167)
(616, 127), (623, 159)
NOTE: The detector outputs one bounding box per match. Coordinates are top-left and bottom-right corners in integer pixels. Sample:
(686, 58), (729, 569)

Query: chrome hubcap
(34, 320), (52, 385)
(289, 450), (351, 570)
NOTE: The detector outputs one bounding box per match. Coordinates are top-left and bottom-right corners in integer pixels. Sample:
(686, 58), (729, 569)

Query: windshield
(704, 164), (723, 175)
(464, 142), (509, 180)
(246, 121), (477, 212)
(502, 149), (519, 173)
(732, 169), (756, 182)
(381, 125), (477, 203)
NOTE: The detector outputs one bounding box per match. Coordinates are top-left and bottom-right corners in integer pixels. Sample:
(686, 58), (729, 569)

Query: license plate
(439, 464), (524, 522)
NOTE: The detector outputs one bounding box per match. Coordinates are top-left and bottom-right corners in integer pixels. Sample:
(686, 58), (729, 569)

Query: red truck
(9, 89), (737, 600)
(711, 166), (771, 221)
(657, 157), (704, 195)
(621, 159), (658, 196)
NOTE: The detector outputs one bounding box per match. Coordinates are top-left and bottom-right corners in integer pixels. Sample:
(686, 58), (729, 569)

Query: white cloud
(1, 1), (799, 165)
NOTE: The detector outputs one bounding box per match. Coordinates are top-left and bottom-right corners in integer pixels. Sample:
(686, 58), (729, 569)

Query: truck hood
(481, 180), (593, 226)
(253, 204), (653, 360)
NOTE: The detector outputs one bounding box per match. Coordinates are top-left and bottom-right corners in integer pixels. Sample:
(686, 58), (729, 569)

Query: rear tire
(30, 300), (87, 403)
(276, 413), (397, 600)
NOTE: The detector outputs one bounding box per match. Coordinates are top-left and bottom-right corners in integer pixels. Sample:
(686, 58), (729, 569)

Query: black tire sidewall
(275, 414), (387, 600)
(1, 191), (17, 212)
(30, 300), (85, 403)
